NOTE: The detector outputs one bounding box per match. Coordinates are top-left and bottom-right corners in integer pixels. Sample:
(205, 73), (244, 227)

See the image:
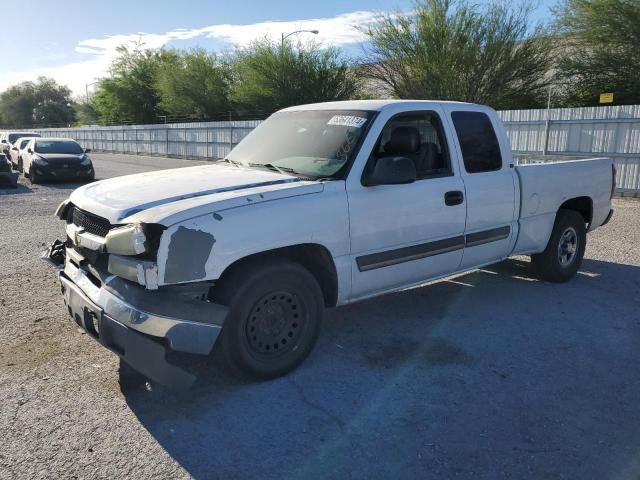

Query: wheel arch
(213, 243), (339, 308)
(558, 196), (593, 226)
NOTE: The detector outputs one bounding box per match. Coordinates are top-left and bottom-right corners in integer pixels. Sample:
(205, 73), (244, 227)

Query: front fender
(155, 181), (350, 286)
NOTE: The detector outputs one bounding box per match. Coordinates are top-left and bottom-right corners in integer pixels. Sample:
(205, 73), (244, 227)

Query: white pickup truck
(52, 100), (615, 386)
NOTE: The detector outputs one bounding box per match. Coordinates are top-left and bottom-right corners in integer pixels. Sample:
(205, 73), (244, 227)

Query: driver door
(347, 109), (467, 300)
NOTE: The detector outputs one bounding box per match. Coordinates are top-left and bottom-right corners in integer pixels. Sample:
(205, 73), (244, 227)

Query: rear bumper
(601, 208), (614, 227)
(59, 255), (228, 387)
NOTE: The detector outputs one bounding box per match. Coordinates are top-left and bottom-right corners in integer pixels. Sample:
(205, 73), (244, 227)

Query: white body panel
(345, 103), (466, 299)
(442, 103), (519, 269)
(61, 100), (614, 306)
(513, 157), (614, 254)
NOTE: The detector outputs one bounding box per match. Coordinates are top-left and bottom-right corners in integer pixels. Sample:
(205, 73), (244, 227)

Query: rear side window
(451, 111), (502, 173)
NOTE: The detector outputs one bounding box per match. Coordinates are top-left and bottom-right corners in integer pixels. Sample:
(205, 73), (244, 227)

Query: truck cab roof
(280, 99), (478, 113)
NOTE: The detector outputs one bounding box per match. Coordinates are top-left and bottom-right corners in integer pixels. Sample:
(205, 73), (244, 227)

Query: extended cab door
(444, 106), (518, 269)
(346, 107), (467, 301)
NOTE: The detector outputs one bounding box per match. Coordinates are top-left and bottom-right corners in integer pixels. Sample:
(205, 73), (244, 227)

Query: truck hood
(69, 164), (310, 223)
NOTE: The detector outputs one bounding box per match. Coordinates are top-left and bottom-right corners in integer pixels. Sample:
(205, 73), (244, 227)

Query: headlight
(104, 223), (165, 256)
(80, 156), (91, 166)
(32, 155), (48, 165)
(54, 199), (71, 219)
(105, 224), (148, 255)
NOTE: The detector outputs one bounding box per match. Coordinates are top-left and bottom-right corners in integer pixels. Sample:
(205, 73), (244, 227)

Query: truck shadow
(120, 257), (640, 480)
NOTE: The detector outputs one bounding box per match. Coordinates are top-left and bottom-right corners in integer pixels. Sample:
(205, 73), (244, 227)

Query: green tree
(32, 77), (75, 126)
(93, 46), (170, 124)
(0, 82), (36, 127)
(0, 77), (75, 128)
(362, 0), (553, 109)
(155, 49), (231, 119)
(230, 39), (362, 116)
(554, 0), (640, 106)
(73, 101), (100, 126)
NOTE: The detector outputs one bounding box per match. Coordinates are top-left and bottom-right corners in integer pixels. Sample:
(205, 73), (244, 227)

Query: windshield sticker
(327, 115), (368, 128)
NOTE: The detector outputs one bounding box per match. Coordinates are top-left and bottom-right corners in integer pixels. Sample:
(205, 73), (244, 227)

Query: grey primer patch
(213, 212), (223, 221)
(164, 226), (216, 283)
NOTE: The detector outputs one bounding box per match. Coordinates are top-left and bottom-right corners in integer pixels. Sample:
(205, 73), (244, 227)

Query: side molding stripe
(465, 226), (511, 247)
(356, 226), (511, 272)
(356, 236), (465, 272)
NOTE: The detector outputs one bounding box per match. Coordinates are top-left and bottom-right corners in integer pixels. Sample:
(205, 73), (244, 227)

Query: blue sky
(2, 0), (557, 96)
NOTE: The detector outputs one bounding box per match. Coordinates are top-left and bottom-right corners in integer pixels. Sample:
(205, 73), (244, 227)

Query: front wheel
(29, 167), (40, 184)
(531, 209), (586, 283)
(214, 259), (324, 379)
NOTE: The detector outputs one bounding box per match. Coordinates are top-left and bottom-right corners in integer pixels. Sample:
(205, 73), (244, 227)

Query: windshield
(34, 140), (84, 155)
(9, 133), (39, 143)
(226, 110), (374, 179)
(18, 139), (30, 149)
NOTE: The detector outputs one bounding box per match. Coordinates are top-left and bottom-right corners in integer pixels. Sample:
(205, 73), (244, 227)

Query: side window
(368, 111), (451, 180)
(451, 111), (502, 173)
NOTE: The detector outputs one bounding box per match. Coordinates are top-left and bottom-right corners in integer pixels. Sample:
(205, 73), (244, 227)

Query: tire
(531, 209), (586, 283)
(214, 259), (324, 379)
(29, 167), (39, 184)
(17, 158), (23, 173)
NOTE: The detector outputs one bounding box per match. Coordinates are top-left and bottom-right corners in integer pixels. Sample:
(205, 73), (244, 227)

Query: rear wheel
(214, 259), (324, 379)
(531, 209), (586, 282)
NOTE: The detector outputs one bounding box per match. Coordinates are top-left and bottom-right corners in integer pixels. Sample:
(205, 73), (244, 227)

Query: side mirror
(84, 148), (91, 153)
(11, 146), (17, 150)
(27, 148), (33, 154)
(363, 156), (416, 186)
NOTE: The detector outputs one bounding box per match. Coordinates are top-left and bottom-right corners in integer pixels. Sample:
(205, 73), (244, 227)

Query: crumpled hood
(69, 163), (309, 223)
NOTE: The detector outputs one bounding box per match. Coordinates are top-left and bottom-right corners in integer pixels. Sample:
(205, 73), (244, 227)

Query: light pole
(85, 81), (99, 104)
(281, 29), (319, 47)
(278, 30), (318, 107)
(543, 85), (552, 156)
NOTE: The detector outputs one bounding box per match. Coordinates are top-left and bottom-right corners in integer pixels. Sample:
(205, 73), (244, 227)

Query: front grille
(70, 207), (112, 238)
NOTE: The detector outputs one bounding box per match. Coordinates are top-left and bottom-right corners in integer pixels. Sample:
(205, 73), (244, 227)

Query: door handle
(444, 190), (464, 206)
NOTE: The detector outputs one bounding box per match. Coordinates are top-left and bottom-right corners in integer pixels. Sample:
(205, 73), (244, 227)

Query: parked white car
(9, 137), (33, 171)
(0, 131), (40, 159)
(52, 100), (615, 386)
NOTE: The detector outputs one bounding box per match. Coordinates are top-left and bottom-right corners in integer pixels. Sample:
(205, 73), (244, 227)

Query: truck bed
(512, 157), (614, 255)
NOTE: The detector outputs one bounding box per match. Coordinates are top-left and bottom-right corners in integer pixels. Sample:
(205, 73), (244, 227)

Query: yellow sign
(600, 92), (614, 103)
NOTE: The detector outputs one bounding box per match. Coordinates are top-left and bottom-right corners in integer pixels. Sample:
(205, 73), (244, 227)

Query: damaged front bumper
(58, 251), (228, 388)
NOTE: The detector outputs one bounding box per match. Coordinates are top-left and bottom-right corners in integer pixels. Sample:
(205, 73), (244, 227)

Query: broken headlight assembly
(105, 223), (165, 289)
(104, 223), (165, 256)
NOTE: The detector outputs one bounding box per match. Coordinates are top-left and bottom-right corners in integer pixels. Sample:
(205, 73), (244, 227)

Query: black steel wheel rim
(245, 290), (305, 357)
